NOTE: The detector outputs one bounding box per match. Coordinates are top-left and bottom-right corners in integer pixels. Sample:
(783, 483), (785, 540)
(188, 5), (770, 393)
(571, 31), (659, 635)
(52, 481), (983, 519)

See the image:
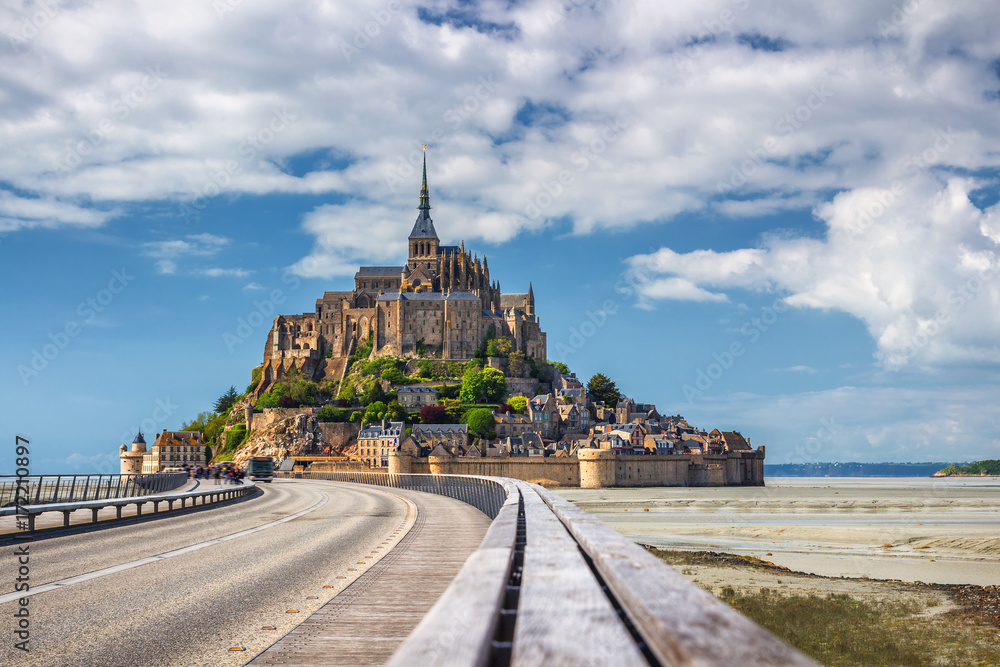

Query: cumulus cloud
(0, 0), (997, 247)
(142, 233), (232, 274)
(628, 176), (1000, 368)
(195, 268), (252, 278)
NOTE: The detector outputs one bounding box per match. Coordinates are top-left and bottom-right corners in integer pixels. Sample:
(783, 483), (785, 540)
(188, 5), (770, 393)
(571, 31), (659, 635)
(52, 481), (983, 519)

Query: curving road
(0, 479), (410, 666)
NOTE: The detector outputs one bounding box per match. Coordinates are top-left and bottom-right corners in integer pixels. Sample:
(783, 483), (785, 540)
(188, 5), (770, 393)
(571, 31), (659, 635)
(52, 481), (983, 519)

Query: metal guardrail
(283, 470), (815, 666)
(284, 471), (507, 518)
(0, 472), (187, 507)
(0, 479), (256, 531)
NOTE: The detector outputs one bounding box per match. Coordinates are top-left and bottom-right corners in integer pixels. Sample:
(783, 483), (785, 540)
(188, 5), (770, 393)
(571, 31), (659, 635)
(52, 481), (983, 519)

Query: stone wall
(376, 448), (767, 488)
(317, 422), (363, 449)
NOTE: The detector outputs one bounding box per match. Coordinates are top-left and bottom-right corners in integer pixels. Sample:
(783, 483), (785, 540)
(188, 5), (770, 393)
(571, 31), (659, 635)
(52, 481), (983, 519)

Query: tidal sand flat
(557, 478), (1000, 665)
(555, 477), (1000, 586)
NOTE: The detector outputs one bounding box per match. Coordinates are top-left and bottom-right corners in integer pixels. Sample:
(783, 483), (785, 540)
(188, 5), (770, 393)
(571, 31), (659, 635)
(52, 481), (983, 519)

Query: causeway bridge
(0, 470), (813, 666)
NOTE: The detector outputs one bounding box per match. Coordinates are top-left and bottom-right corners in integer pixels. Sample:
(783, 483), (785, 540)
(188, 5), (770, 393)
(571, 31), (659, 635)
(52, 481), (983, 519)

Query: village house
(615, 398), (661, 425)
(137, 430), (206, 473)
(494, 412), (531, 438)
(527, 394), (559, 439)
(553, 373), (587, 405)
(357, 420), (404, 468)
(397, 385), (438, 408)
(411, 423), (469, 453)
(557, 402), (589, 434)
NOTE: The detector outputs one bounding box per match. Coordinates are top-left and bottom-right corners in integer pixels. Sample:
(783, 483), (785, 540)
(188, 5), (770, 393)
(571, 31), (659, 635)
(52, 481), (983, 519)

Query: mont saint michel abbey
(260, 152), (547, 385)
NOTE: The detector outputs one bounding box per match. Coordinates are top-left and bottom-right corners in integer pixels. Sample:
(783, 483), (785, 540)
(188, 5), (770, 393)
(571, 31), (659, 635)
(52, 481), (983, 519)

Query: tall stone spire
(418, 144), (430, 211)
(408, 145), (438, 241)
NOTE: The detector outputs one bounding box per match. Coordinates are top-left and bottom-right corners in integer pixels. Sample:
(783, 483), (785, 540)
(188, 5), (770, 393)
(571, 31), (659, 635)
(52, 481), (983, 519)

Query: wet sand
(555, 477), (1000, 586)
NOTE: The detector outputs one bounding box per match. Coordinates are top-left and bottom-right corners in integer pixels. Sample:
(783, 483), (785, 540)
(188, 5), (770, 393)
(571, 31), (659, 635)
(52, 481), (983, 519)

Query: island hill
(136, 154), (765, 488)
(933, 460), (1000, 477)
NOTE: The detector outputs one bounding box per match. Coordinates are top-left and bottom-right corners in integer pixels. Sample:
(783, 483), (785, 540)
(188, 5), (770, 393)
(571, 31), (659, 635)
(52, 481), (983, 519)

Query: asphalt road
(0, 479), (408, 666)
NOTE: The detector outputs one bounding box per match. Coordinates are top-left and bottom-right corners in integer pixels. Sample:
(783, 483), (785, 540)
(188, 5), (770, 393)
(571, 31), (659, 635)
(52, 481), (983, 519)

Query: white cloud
(628, 177), (1000, 368)
(775, 365), (818, 374)
(143, 233), (233, 275)
(0, 0), (995, 250)
(243, 282), (265, 291)
(196, 268), (252, 278)
(156, 259), (177, 275)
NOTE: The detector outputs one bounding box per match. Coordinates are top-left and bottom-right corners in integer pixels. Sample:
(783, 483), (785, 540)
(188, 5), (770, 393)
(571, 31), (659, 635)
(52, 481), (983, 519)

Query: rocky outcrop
(233, 412), (325, 467)
(231, 410), (363, 467)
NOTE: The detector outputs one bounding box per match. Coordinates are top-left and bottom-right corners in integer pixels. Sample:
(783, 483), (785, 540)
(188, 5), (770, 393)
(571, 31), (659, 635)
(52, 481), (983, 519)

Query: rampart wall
(301, 447), (766, 487)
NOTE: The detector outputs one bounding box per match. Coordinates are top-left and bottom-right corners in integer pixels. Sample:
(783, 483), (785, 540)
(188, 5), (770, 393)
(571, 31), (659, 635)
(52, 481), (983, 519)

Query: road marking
(0, 493), (330, 605)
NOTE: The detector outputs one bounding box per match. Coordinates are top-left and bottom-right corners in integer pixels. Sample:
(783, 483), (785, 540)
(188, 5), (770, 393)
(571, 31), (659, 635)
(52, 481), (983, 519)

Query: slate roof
(377, 291), (480, 302)
(500, 294), (529, 309)
(409, 209), (438, 239)
(359, 421), (405, 438)
(721, 431), (752, 451)
(413, 423), (468, 434)
(356, 266), (403, 278)
(398, 386), (437, 394)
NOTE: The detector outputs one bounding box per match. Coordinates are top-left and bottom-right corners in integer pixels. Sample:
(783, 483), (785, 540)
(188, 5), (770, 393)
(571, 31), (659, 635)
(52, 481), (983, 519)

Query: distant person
(213, 467), (221, 485)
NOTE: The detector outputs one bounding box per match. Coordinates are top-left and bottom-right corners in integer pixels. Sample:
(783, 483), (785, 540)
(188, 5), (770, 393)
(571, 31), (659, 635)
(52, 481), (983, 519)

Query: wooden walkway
(246, 482), (492, 666)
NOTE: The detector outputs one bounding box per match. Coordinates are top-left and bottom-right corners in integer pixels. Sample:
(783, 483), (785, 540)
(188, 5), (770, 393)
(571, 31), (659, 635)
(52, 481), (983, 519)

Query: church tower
(407, 147), (439, 274)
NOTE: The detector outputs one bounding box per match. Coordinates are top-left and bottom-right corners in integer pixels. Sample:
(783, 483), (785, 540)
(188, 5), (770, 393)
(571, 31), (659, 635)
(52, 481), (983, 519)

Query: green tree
(383, 401), (408, 423)
(203, 445), (213, 464)
(507, 396), (528, 414)
(460, 367), (507, 403)
(587, 373), (621, 406)
(338, 382), (357, 403)
(507, 351), (527, 377)
(288, 380), (319, 407)
(363, 401), (387, 422)
(463, 407), (496, 440)
(551, 361), (571, 375)
(350, 411), (363, 422)
(214, 386), (239, 413)
(495, 337), (514, 357)
(361, 379), (386, 406)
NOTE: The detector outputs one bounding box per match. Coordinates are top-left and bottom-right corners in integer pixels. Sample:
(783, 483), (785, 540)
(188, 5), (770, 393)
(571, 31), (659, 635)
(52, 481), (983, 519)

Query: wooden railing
(279, 471), (815, 666)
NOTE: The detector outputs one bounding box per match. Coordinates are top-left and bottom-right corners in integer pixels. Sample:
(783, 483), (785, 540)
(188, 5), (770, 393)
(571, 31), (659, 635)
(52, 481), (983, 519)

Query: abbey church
(259, 151), (547, 386)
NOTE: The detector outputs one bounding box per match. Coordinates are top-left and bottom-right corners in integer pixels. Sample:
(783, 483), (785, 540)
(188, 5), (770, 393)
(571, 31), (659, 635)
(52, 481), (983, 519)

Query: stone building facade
(119, 432), (147, 475)
(258, 151), (547, 391)
(139, 430), (206, 473)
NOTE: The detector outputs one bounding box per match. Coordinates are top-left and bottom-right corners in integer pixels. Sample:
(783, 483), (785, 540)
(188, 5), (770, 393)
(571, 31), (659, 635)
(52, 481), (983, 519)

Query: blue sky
(1, 0), (999, 473)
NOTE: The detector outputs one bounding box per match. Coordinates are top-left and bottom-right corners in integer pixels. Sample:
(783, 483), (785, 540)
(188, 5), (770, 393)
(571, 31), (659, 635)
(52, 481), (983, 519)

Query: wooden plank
(385, 479), (520, 666)
(512, 482), (647, 667)
(533, 483), (817, 666)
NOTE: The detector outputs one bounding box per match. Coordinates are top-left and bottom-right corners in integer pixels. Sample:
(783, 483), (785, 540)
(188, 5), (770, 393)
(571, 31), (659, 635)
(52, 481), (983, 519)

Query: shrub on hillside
(419, 404), (449, 424)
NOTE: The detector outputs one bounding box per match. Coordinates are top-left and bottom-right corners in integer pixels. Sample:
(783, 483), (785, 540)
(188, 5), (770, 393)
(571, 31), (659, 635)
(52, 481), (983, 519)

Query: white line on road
(0, 492), (330, 605)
